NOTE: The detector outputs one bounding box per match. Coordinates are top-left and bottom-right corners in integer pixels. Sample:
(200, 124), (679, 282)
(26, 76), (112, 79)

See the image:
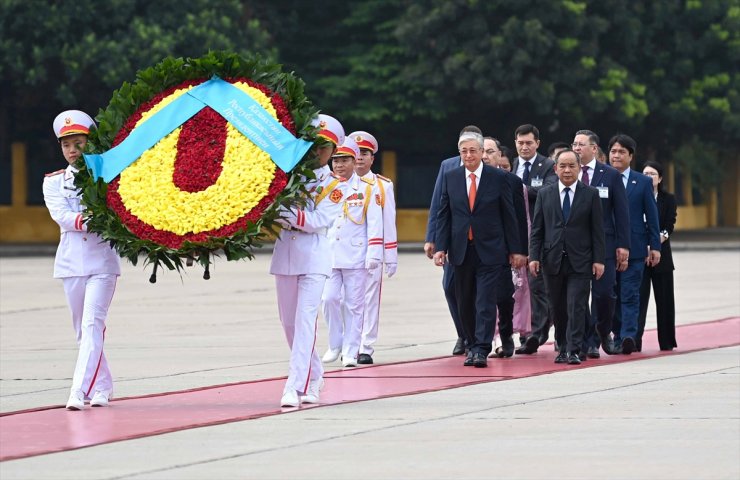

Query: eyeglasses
(459, 148), (480, 156)
(571, 142), (595, 148)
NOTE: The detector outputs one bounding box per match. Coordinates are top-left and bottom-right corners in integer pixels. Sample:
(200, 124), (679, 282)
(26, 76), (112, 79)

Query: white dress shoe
(280, 390), (300, 408)
(342, 357), (357, 368)
(302, 390), (320, 404)
(66, 390), (85, 411)
(90, 391), (111, 407)
(302, 378), (324, 404)
(322, 348), (341, 363)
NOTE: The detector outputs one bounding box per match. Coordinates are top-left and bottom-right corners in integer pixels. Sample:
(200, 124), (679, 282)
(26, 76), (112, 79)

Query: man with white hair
(433, 132), (526, 367)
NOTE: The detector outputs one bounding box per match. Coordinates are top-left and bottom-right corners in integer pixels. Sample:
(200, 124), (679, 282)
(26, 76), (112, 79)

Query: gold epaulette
(360, 176), (376, 185)
(377, 174), (392, 183)
(44, 169), (65, 177)
(330, 172), (347, 181)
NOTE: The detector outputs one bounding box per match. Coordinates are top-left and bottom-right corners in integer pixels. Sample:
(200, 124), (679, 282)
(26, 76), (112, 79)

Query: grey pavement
(0, 248), (739, 479)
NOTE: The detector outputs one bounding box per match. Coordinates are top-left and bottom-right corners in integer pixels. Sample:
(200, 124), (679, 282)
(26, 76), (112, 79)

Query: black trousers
(543, 255), (591, 354)
(527, 269), (551, 341)
(442, 263), (464, 338)
(453, 242), (507, 356)
(638, 266), (677, 350)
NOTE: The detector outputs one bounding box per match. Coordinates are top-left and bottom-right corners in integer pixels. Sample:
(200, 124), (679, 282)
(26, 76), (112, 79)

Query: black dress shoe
(621, 337), (635, 355)
(357, 353), (373, 364)
(501, 336), (515, 357)
(472, 353), (488, 368)
(587, 346), (601, 359)
(577, 351), (588, 361)
(463, 351), (475, 366)
(516, 335), (540, 355)
(554, 351), (567, 364)
(567, 352), (582, 365)
(600, 335), (618, 355)
(452, 338), (466, 356)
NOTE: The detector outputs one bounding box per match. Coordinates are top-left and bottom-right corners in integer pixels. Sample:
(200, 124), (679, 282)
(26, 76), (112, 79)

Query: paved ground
(0, 246), (739, 479)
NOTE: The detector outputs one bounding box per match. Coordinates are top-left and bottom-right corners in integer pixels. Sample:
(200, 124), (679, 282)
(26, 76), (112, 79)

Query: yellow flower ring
(106, 78), (290, 250)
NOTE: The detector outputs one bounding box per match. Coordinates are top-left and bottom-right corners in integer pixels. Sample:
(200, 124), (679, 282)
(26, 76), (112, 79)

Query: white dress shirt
(621, 167), (631, 188)
(558, 180), (577, 208)
(579, 159), (596, 183)
(465, 162), (484, 197)
(515, 156), (535, 179)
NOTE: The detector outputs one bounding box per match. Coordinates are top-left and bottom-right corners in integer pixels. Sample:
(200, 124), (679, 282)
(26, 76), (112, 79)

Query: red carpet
(1, 317), (737, 461)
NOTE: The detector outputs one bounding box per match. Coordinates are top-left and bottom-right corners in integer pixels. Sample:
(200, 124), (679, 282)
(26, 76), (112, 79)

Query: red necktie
(468, 173), (477, 240)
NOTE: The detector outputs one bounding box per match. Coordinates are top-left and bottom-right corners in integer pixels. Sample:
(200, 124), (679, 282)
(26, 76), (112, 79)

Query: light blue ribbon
(84, 77), (312, 183)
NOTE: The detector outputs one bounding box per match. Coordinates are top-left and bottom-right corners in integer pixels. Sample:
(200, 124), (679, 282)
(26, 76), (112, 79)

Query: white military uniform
(269, 164), (347, 397)
(323, 172), (384, 363)
(43, 165), (121, 400)
(359, 171), (398, 356)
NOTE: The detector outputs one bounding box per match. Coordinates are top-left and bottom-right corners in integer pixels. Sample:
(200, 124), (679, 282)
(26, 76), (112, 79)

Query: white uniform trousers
(275, 273), (325, 395)
(323, 268), (368, 361)
(62, 274), (117, 398)
(360, 265), (383, 355)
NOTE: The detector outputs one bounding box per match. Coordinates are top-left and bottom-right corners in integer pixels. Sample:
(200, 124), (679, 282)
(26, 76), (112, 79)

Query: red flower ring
(106, 77), (292, 250)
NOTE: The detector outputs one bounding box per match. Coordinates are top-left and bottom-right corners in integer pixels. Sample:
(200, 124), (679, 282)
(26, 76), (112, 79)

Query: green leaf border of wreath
(74, 51), (321, 279)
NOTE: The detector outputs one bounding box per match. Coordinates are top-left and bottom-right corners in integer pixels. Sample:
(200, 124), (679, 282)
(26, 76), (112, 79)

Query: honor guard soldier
(269, 114), (348, 407)
(322, 137), (384, 367)
(350, 131), (398, 364)
(43, 110), (121, 410)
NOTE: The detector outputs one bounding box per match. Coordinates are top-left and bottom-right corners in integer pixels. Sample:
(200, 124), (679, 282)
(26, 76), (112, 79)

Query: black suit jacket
(505, 171), (529, 256)
(436, 165), (523, 266)
(511, 153), (557, 218)
(654, 191), (677, 272)
(530, 181), (606, 275)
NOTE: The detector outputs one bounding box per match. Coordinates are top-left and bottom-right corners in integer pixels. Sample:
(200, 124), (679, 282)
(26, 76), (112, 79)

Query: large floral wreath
(76, 52), (319, 279)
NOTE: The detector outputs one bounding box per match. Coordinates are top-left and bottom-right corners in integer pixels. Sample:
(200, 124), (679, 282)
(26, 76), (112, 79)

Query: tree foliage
(2, 0), (738, 195)
(269, 0), (739, 190)
(0, 0), (273, 125)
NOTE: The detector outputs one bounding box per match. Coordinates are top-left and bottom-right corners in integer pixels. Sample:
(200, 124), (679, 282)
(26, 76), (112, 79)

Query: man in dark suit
(607, 134), (661, 354)
(425, 126), (482, 355)
(529, 149), (606, 364)
(572, 130), (631, 358)
(483, 137), (528, 357)
(434, 132), (526, 367)
(510, 124), (558, 355)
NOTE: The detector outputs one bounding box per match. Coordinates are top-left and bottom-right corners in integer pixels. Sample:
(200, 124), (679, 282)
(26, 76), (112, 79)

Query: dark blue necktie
(522, 161), (531, 185)
(562, 187), (571, 223)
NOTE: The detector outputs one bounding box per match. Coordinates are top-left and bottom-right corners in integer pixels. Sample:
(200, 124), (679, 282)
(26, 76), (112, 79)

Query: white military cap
(53, 110), (95, 139)
(332, 136), (360, 159)
(312, 114), (345, 146)
(349, 131), (378, 154)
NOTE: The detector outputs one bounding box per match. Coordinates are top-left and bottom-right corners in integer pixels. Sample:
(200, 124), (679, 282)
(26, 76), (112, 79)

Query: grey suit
(530, 181), (605, 353)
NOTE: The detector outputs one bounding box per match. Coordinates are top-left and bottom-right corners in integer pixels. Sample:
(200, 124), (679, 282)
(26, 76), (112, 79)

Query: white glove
(275, 205), (295, 228)
(365, 258), (380, 270)
(385, 263), (397, 278)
